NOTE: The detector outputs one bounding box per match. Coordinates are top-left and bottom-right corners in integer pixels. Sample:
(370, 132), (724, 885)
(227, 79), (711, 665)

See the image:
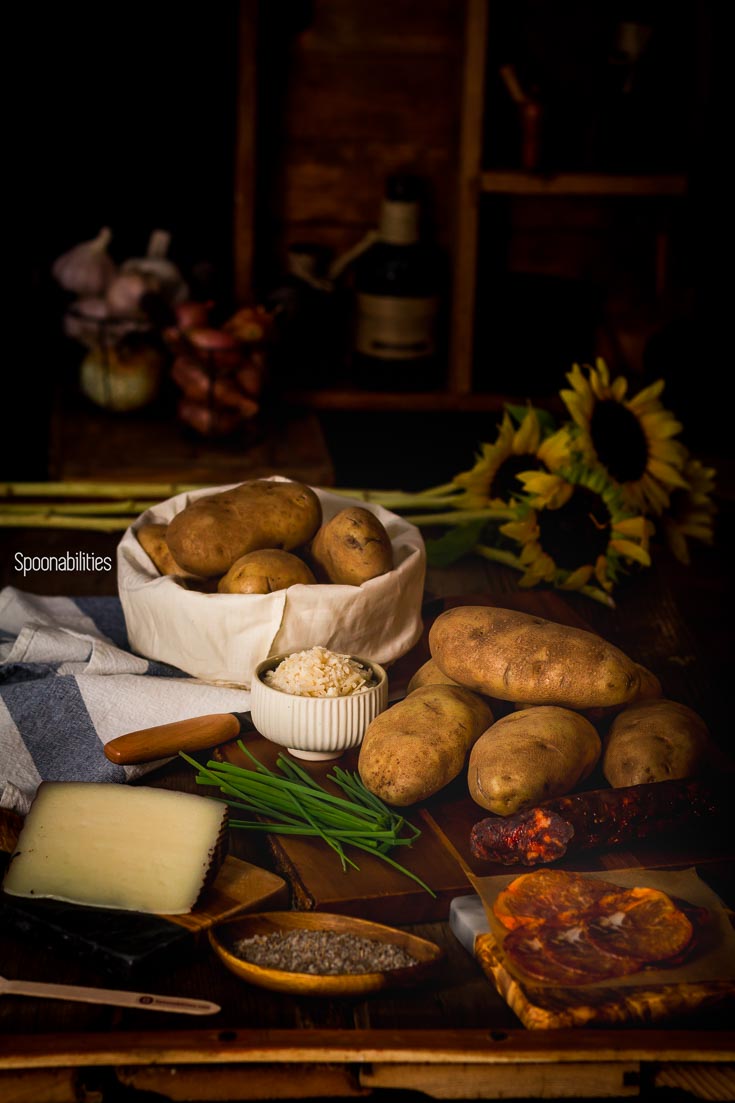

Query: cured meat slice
(503, 923), (640, 986)
(494, 870), (623, 931)
(587, 887), (694, 963)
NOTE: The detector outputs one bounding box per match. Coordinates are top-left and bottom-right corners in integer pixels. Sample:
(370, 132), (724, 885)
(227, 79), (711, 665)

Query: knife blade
(103, 711), (254, 765)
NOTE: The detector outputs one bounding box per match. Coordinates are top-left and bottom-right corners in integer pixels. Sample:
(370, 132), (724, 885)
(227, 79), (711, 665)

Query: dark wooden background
(8, 0), (725, 492)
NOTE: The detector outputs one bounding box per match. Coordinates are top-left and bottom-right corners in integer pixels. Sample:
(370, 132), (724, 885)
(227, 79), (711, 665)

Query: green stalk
(474, 544), (526, 570)
(210, 760), (386, 822)
(0, 514), (137, 531)
(407, 507), (515, 527)
(0, 481), (205, 499)
(326, 484), (462, 510)
(181, 748), (433, 894)
(578, 585), (616, 608)
(0, 500), (161, 516)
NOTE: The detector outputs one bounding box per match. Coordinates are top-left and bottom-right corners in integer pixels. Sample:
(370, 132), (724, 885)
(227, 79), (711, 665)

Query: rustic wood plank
(233, 0), (259, 303)
(360, 1060), (641, 1098)
(0, 1069), (81, 1103)
(281, 388), (538, 412)
(448, 0), (488, 396)
(654, 1062), (735, 1102)
(3, 1028), (735, 1069)
(481, 171), (688, 196)
(117, 1062), (367, 1100)
(292, 0), (462, 54)
(48, 391), (335, 488)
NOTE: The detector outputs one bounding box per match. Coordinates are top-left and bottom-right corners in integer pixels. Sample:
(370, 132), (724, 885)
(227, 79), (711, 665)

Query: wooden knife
(104, 711), (255, 766)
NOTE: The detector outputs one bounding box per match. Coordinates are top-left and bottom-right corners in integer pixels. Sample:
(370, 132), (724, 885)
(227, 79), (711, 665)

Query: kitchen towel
(0, 587), (251, 816)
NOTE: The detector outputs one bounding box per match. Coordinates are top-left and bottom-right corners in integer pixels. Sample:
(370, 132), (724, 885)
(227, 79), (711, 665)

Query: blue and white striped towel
(0, 587), (251, 815)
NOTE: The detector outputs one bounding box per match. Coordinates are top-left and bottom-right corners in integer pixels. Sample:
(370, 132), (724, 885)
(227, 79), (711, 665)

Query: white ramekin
(250, 653), (389, 761)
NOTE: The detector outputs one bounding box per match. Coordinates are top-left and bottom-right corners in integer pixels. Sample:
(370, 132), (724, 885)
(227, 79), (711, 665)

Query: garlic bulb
(63, 298), (110, 345)
(106, 272), (150, 317)
(120, 229), (188, 304)
(52, 227), (116, 297)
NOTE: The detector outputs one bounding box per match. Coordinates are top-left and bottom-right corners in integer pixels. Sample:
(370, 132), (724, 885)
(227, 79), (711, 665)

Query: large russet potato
(358, 684), (493, 807)
(602, 698), (711, 788)
(166, 480), (322, 577)
(309, 506), (393, 586)
(513, 663), (662, 723)
(217, 549), (316, 595)
(468, 706), (601, 816)
(429, 605), (641, 709)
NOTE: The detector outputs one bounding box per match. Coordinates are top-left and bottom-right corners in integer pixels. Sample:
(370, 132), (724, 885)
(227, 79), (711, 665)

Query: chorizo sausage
(469, 777), (722, 866)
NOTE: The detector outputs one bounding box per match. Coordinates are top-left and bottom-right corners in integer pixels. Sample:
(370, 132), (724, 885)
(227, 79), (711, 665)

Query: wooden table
(1, 507), (734, 1101)
(47, 386), (335, 488)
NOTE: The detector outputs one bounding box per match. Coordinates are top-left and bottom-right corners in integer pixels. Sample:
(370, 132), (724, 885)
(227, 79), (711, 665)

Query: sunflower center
(589, 400), (649, 483)
(537, 487), (610, 570)
(490, 454), (545, 501)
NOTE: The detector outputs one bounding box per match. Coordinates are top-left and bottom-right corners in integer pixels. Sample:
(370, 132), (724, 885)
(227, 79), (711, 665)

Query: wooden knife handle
(104, 714), (243, 765)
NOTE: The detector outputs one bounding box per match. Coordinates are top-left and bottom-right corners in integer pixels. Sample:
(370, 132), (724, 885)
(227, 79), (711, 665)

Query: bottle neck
(378, 199), (420, 245)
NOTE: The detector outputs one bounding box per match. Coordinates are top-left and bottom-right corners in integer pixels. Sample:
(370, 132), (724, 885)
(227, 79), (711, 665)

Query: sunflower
(451, 409), (573, 509)
(560, 358), (689, 515)
(500, 465), (652, 595)
(661, 456), (717, 565)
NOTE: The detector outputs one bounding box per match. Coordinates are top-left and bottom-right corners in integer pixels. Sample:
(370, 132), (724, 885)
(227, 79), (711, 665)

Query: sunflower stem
(407, 508), (515, 527)
(578, 584), (617, 608)
(473, 544), (525, 569)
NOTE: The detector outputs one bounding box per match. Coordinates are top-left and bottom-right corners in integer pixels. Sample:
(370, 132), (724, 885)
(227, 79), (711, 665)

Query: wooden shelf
(481, 170), (688, 197)
(48, 388), (335, 487)
(283, 388), (555, 413)
(447, 0), (693, 399)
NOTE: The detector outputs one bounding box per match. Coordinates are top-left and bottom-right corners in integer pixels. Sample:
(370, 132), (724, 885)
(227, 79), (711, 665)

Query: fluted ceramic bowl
(250, 652), (388, 761)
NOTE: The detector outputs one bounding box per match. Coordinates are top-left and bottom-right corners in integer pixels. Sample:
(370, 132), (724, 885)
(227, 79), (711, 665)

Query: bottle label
(355, 293), (438, 360)
(379, 200), (419, 245)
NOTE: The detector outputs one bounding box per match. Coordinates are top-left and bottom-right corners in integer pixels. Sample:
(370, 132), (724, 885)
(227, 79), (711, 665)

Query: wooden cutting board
(462, 867), (735, 1030)
(473, 931), (735, 1030)
(216, 592), (733, 925)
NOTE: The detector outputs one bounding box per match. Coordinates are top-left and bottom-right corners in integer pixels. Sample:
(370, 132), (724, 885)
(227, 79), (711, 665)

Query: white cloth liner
(117, 477), (426, 687)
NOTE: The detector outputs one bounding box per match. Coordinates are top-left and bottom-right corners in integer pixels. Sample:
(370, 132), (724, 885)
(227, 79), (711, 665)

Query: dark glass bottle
(351, 174), (442, 390)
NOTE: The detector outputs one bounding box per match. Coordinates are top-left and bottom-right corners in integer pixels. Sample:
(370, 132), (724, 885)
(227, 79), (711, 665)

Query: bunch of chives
(181, 743), (435, 897)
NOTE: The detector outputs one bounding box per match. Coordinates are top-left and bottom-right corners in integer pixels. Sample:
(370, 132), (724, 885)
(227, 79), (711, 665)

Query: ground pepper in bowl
(233, 929), (418, 975)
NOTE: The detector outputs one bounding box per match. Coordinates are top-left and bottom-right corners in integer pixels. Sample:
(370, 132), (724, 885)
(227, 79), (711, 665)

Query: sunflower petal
(610, 538), (651, 566)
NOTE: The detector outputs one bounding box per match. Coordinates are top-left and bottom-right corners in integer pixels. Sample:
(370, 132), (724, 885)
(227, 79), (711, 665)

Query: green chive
(180, 747), (434, 896)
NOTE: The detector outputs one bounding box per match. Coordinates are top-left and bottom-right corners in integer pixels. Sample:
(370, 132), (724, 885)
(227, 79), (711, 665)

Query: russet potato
(602, 698), (710, 787)
(217, 549), (316, 595)
(468, 706), (601, 816)
(309, 507), (393, 586)
(358, 684), (493, 807)
(166, 480), (322, 577)
(429, 605), (641, 710)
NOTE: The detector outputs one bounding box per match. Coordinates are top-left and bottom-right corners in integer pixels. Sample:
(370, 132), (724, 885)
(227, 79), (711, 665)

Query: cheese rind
(2, 782), (229, 915)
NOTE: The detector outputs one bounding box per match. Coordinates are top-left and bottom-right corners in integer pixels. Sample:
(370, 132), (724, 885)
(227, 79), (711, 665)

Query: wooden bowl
(208, 910), (443, 997)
